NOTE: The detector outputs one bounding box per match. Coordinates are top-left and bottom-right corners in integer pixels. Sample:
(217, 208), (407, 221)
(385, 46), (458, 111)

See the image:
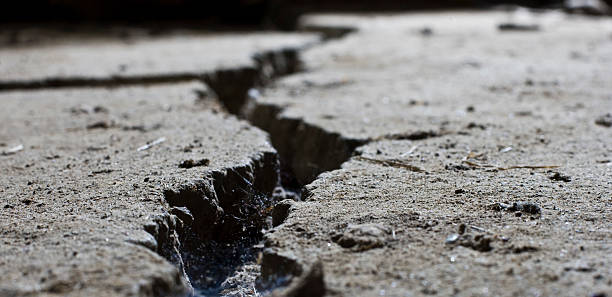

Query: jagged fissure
(155, 151), (281, 296)
(29, 26), (357, 297)
(153, 25), (363, 297)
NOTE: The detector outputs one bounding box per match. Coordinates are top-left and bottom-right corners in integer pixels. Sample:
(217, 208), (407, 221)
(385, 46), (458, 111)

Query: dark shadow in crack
(179, 228), (262, 297)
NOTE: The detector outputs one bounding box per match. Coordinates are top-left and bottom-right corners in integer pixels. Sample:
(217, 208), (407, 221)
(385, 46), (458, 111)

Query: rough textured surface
(0, 31), (318, 86)
(2, 9), (612, 297)
(247, 10), (612, 183)
(0, 82), (279, 296)
(254, 11), (612, 297)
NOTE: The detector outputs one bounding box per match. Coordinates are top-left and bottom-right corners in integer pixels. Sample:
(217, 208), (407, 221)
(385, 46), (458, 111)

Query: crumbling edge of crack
(132, 149), (279, 296)
(246, 102), (367, 185)
(130, 22), (362, 297)
(230, 23), (363, 296)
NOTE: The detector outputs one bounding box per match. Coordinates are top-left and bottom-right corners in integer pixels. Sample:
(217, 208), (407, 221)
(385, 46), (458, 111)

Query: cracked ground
(1, 9), (611, 297)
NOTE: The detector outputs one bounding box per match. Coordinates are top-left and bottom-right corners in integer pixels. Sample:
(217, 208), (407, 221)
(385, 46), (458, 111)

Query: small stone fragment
(333, 223), (391, 251)
(491, 201), (541, 215)
(466, 122), (486, 130)
(445, 233), (460, 244)
(549, 172), (571, 182)
(458, 223), (467, 235)
(595, 113), (612, 127)
(460, 234), (493, 252)
(419, 27), (433, 36)
(446, 231), (494, 252)
(1, 144), (24, 156)
(93, 105), (109, 113)
(178, 158), (210, 169)
(498, 23), (540, 32)
(509, 202), (541, 215)
(86, 121), (113, 130)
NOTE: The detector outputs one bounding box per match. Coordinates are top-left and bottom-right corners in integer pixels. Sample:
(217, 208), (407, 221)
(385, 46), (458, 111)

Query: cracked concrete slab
(0, 81), (279, 296)
(247, 10), (612, 183)
(251, 11), (612, 297)
(0, 31), (319, 90)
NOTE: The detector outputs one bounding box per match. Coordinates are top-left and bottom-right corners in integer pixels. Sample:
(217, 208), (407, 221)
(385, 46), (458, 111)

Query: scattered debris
(137, 137), (166, 151)
(549, 172), (571, 182)
(446, 232), (494, 252)
(178, 158), (210, 169)
(93, 106), (109, 114)
(247, 88), (261, 100)
(399, 145), (419, 157)
(515, 110), (533, 117)
(458, 223), (467, 234)
(490, 201), (541, 215)
(499, 146), (513, 153)
(564, 262), (596, 273)
(70, 105), (109, 115)
(378, 130), (440, 141)
(91, 169), (114, 175)
(498, 165), (560, 170)
(86, 121), (114, 130)
(122, 123), (162, 133)
(498, 23), (540, 32)
(355, 156), (424, 172)
(20, 199), (34, 205)
(466, 122), (486, 130)
(505, 245), (540, 254)
(462, 151), (559, 170)
(445, 164), (472, 171)
(332, 223), (391, 252)
(419, 27), (434, 36)
(1, 144), (24, 156)
(595, 113), (612, 127)
(86, 146), (106, 152)
(445, 233), (460, 244)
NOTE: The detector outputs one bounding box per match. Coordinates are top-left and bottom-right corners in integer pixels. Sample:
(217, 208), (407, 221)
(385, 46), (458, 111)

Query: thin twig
(137, 137), (166, 151)
(355, 156), (425, 172)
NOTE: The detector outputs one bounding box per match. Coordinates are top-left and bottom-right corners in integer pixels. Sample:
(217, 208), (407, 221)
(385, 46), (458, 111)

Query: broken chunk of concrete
(0, 82), (279, 296)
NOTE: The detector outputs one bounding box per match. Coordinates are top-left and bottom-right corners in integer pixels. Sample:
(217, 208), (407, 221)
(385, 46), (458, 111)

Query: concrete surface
(0, 31), (318, 86)
(1, 8), (611, 297)
(247, 10), (612, 297)
(0, 82), (279, 296)
(247, 10), (612, 183)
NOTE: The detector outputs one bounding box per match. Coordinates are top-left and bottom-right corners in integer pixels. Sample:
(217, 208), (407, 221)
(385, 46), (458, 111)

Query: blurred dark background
(0, 0), (608, 30)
